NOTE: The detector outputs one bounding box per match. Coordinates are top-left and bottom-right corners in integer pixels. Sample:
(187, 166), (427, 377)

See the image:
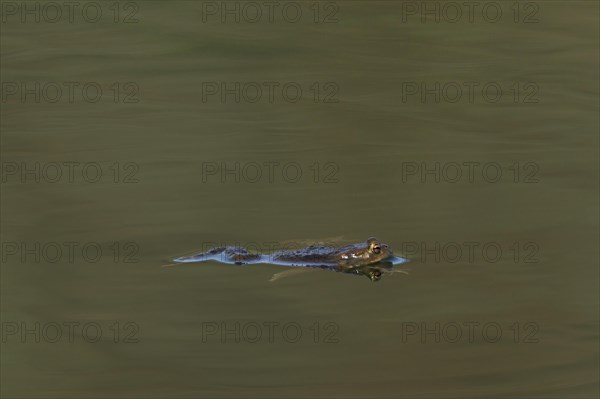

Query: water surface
(1, 1), (598, 398)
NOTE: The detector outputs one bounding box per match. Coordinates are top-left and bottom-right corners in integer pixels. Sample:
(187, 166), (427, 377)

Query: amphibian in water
(171, 237), (408, 282)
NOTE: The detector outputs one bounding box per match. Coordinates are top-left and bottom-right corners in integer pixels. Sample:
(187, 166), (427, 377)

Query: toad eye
(371, 245), (381, 254)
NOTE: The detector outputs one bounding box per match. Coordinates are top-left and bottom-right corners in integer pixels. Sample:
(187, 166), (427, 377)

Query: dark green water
(1, 1), (598, 398)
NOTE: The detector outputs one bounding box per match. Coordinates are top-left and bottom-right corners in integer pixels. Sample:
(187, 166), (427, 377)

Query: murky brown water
(1, 1), (598, 398)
